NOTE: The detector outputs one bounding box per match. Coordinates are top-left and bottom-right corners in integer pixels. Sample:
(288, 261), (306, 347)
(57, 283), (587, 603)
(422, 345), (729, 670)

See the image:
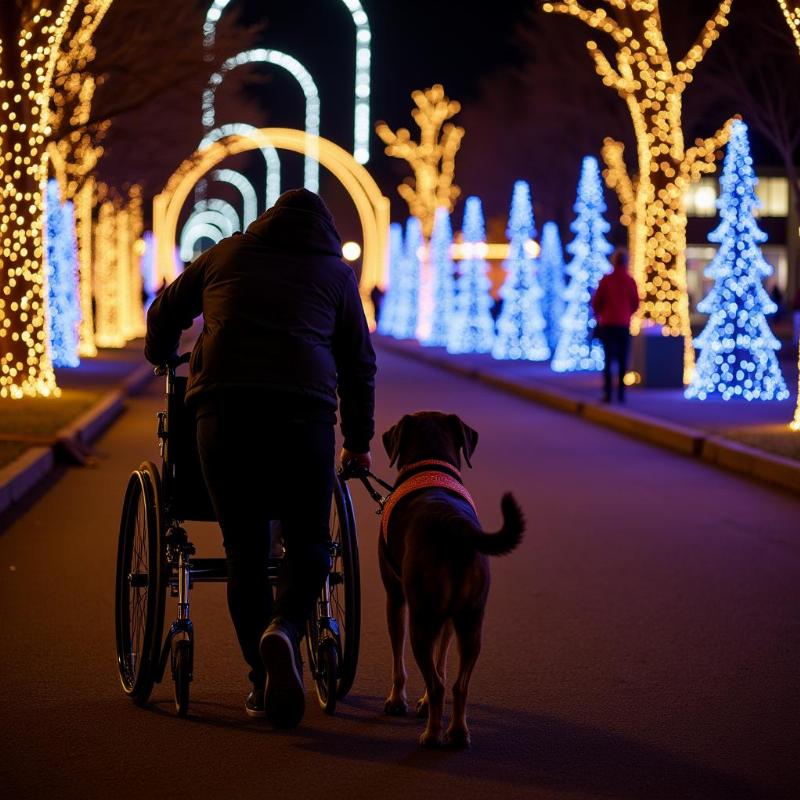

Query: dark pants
(196, 404), (334, 685)
(600, 325), (630, 401)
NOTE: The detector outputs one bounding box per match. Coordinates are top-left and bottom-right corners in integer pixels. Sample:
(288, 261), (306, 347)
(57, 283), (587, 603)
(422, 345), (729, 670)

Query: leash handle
(338, 464), (393, 514)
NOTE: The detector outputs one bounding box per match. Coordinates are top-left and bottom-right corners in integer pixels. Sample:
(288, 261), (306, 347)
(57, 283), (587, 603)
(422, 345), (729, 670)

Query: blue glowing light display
(551, 157), (612, 372)
(420, 207), (456, 347)
(377, 222), (404, 337)
(447, 197), (495, 354)
(45, 180), (81, 368)
(392, 216), (422, 340)
(538, 221), (567, 352)
(685, 121), (789, 401)
(492, 181), (549, 361)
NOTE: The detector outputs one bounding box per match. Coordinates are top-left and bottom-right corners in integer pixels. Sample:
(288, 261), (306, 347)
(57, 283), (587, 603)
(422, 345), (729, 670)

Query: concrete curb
(378, 337), (799, 495)
(0, 361), (156, 517)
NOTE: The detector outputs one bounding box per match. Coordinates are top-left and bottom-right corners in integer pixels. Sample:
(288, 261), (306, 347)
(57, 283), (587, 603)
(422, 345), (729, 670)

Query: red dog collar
(381, 460), (477, 541)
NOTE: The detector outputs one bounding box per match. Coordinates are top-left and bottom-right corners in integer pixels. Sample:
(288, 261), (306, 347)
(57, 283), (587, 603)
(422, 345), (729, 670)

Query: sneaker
(260, 619), (305, 728)
(244, 688), (266, 718)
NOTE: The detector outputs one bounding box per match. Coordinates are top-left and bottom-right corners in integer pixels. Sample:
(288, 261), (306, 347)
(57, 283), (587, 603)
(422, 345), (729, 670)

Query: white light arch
(202, 0), (370, 163)
(201, 123), (282, 209)
(185, 198), (241, 233)
(211, 169), (258, 226)
(204, 49), (320, 191)
(180, 222), (227, 262)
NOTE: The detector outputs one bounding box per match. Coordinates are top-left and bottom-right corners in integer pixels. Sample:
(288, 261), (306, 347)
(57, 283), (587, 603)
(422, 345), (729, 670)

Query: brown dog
(379, 411), (524, 748)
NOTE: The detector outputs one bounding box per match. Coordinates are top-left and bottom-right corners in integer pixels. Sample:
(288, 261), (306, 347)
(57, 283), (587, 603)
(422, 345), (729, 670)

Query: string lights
(551, 156), (613, 373)
(777, 1), (800, 54)
(376, 84), (464, 239)
(377, 222), (404, 338)
(392, 217), (422, 340)
(685, 122), (788, 402)
(93, 200), (125, 348)
(204, 49), (321, 191)
(203, 0), (371, 163)
(211, 169), (258, 226)
(421, 208), (457, 348)
(538, 221), (567, 352)
(492, 181), (550, 361)
(200, 124), (281, 209)
(0, 1), (112, 397)
(544, 0), (735, 381)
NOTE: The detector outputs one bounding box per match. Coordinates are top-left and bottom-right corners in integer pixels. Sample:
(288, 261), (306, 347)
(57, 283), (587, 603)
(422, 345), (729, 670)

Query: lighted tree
(538, 221), (567, 352)
(447, 197), (495, 355)
(552, 157), (613, 373)
(544, 0), (736, 377)
(392, 217), (423, 341)
(44, 181), (81, 368)
(420, 207), (456, 348)
(492, 181), (549, 361)
(777, 1), (800, 52)
(378, 222), (404, 338)
(0, 1), (116, 397)
(375, 85), (464, 239)
(686, 122), (788, 402)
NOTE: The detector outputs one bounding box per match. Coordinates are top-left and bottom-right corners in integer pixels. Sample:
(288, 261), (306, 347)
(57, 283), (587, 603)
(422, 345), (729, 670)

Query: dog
(379, 411), (524, 748)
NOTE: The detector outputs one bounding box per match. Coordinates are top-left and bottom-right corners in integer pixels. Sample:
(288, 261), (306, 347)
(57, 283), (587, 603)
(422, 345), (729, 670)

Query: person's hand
(340, 448), (371, 473)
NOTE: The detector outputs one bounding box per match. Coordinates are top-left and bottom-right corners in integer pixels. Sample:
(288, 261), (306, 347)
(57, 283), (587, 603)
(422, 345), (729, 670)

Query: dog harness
(380, 459), (477, 542)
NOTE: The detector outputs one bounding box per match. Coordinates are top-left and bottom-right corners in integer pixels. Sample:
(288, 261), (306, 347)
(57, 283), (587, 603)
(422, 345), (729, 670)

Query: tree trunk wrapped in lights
(544, 0), (736, 380)
(685, 121), (789, 402)
(94, 199), (125, 349)
(0, 0), (113, 398)
(125, 185), (146, 340)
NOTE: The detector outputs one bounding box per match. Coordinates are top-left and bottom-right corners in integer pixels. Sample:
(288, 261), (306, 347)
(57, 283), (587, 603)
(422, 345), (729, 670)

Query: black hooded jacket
(145, 190), (376, 453)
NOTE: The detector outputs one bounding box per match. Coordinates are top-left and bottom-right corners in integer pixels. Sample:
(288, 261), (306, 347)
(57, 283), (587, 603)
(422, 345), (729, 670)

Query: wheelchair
(114, 354), (361, 717)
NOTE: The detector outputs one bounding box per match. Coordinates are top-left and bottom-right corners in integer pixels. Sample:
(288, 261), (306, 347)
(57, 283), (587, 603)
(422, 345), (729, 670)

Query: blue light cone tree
(421, 207), (456, 347)
(44, 180), (81, 368)
(551, 157), (613, 372)
(685, 121), (789, 401)
(377, 222), (404, 337)
(447, 197), (495, 354)
(492, 181), (549, 361)
(538, 221), (567, 352)
(392, 216), (422, 340)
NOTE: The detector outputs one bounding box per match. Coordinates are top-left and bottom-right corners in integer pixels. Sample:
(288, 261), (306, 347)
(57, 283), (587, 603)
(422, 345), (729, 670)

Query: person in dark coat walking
(145, 188), (376, 728)
(592, 248), (640, 403)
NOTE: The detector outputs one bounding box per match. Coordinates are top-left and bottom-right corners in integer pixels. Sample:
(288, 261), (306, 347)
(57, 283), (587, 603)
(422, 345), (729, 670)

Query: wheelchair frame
(115, 355), (361, 717)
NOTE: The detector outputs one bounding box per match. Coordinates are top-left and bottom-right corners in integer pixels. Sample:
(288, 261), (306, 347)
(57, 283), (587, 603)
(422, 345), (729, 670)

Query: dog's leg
(410, 613), (446, 748)
(383, 587), (409, 715)
(446, 611), (483, 749)
(416, 619), (453, 718)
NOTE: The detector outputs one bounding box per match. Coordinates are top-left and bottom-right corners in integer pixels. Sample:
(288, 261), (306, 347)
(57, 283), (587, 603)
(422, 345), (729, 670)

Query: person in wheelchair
(145, 188), (376, 728)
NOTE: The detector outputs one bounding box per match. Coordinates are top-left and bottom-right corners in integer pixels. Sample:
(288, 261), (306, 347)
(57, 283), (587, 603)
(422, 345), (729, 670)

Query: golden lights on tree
(0, 0), (113, 398)
(543, 0), (735, 380)
(376, 84), (464, 238)
(777, 1), (800, 54)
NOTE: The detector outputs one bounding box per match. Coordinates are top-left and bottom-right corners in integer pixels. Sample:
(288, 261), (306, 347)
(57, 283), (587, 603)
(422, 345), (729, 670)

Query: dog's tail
(469, 493), (524, 557)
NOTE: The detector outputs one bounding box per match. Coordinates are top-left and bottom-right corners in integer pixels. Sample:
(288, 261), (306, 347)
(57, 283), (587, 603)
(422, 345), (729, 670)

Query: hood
(246, 188), (342, 256)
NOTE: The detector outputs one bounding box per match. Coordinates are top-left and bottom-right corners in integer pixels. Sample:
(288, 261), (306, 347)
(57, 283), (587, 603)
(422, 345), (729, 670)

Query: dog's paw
(445, 727), (471, 749)
(415, 697), (429, 718)
(419, 729), (445, 749)
(384, 698), (408, 716)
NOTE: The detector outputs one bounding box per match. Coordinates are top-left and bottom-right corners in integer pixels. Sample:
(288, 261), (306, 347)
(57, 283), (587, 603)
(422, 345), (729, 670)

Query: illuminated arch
(203, 0), (370, 162)
(200, 124), (281, 208)
(189, 198), (241, 231)
(204, 49), (320, 191)
(180, 222), (227, 263)
(211, 169), (258, 226)
(153, 128), (389, 326)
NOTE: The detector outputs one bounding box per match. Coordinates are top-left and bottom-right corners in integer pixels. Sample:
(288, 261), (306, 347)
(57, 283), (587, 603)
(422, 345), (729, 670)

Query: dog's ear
(382, 415), (409, 468)
(448, 414), (479, 468)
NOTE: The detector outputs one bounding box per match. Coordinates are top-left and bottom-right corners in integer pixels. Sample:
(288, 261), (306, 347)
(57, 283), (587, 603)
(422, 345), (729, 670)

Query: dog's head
(382, 412), (479, 470)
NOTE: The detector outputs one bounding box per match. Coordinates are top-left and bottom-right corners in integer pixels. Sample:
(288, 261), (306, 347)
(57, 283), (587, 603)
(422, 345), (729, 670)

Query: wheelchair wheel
(330, 475), (360, 699)
(315, 638), (338, 715)
(115, 461), (167, 704)
(305, 475), (360, 706)
(172, 639), (192, 717)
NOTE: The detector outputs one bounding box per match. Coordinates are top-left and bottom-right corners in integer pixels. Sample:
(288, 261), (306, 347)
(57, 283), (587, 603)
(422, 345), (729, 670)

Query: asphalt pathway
(2, 344), (799, 800)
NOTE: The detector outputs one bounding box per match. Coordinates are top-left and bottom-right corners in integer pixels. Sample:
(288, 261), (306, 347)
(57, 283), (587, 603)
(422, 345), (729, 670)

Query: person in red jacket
(592, 248), (640, 402)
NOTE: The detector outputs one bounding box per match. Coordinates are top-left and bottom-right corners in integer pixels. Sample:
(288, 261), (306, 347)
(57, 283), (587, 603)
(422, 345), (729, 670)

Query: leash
(339, 463), (394, 514)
